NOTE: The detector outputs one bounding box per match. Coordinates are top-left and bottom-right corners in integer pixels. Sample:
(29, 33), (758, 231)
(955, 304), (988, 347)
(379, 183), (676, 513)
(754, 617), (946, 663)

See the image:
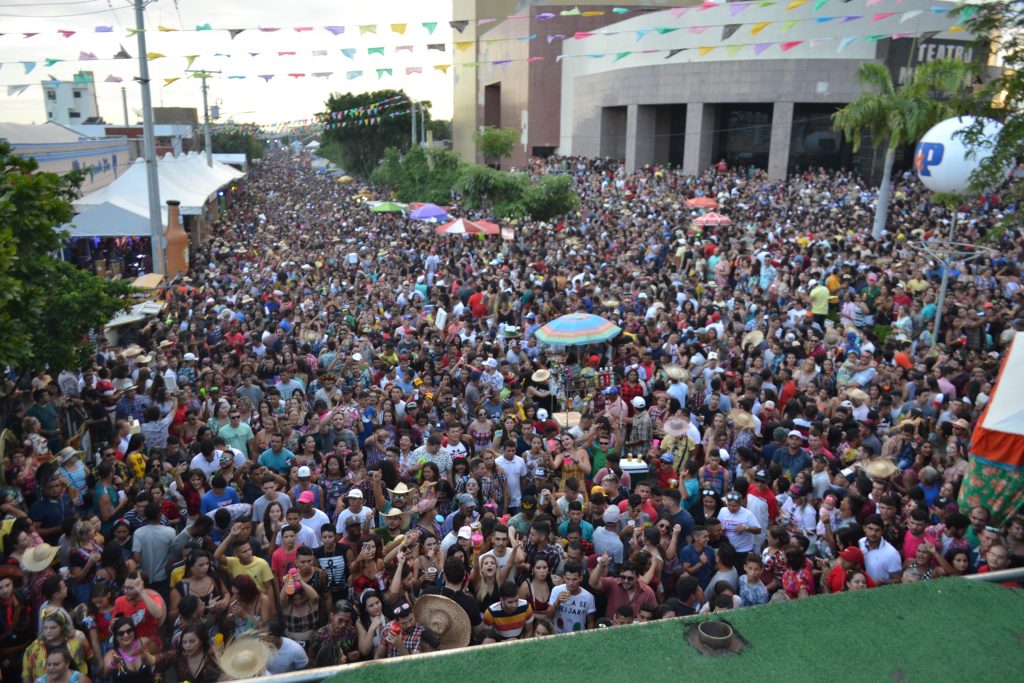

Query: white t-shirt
(190, 453), (221, 479)
(275, 524), (320, 550)
(548, 585), (596, 634)
(859, 538), (903, 583)
(716, 505), (761, 552)
(335, 506), (373, 534)
(495, 455), (528, 507)
(480, 547), (512, 572)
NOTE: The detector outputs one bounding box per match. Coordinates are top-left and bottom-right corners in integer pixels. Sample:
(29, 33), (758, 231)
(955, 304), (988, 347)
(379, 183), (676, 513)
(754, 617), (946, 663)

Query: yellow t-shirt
(224, 555), (275, 592)
(810, 285), (831, 316)
(127, 451), (147, 481)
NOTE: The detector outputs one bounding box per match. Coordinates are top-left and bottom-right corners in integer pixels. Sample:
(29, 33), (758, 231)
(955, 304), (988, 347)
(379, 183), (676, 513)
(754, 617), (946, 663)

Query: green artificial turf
(324, 580), (1024, 683)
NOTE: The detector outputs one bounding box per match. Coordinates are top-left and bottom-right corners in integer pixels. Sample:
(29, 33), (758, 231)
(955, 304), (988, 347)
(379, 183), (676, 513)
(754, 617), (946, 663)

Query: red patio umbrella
(685, 197), (719, 209)
(435, 218), (500, 235)
(692, 212), (732, 227)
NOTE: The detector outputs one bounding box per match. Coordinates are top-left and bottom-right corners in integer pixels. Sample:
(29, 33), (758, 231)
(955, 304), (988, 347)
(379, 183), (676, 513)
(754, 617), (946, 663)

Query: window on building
(69, 110), (81, 119)
(46, 90), (56, 101)
(73, 90), (82, 99)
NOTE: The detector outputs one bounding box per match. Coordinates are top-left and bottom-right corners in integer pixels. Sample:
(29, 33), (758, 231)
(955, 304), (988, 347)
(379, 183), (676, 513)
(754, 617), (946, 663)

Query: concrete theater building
(453, 0), (986, 180)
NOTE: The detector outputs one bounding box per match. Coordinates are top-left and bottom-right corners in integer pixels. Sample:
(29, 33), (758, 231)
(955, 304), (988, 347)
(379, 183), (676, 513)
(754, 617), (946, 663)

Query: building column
(625, 105), (656, 173)
(768, 101), (795, 181)
(682, 103), (714, 176)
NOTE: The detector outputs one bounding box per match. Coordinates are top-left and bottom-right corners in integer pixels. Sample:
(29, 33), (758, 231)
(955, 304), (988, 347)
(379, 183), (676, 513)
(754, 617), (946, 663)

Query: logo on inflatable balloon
(915, 116), (1011, 194)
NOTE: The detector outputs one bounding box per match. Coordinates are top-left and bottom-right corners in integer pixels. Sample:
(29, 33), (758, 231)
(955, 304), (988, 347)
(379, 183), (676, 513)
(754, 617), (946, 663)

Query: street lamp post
(133, 0), (164, 275)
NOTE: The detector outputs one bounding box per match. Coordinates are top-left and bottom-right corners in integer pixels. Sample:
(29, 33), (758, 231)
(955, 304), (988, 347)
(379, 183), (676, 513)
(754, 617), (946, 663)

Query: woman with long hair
(355, 589), (390, 660)
(517, 556), (553, 616)
(222, 575), (273, 637)
(103, 616), (155, 683)
(168, 550), (227, 624)
(172, 624), (220, 683)
(469, 554), (501, 613)
(94, 542), (130, 593)
(319, 454), (348, 518)
(256, 501), (286, 551)
(66, 521), (103, 605)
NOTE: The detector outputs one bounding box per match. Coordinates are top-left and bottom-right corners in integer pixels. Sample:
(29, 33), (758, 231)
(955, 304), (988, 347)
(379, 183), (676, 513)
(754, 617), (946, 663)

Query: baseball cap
(183, 352), (198, 361)
(602, 386), (619, 395)
(470, 371), (482, 381)
(345, 488), (364, 499)
(631, 396), (646, 409)
(725, 491), (742, 502)
(344, 516), (362, 527)
(840, 400), (854, 409)
(707, 352), (718, 360)
(298, 490), (314, 504)
(602, 507), (621, 524)
(457, 526), (473, 540)
(787, 429), (806, 440)
(660, 453), (674, 463)
(537, 409), (549, 421)
(520, 495), (537, 510)
(297, 466), (312, 478)
(456, 493), (477, 508)
(754, 469), (768, 482)
(839, 546), (865, 564)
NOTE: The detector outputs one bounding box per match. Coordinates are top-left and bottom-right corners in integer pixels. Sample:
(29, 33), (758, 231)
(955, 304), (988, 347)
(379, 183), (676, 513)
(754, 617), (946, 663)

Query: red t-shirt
(826, 564), (877, 593)
(271, 547), (298, 581)
(113, 591), (165, 648)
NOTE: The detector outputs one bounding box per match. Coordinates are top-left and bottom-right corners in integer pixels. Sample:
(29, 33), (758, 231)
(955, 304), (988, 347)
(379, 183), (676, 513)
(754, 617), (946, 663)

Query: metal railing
(235, 566), (1024, 683)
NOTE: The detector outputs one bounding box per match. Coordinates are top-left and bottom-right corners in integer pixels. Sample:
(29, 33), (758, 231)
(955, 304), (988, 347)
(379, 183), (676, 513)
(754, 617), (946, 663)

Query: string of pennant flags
(0, 2), (975, 41)
(1, 21), (964, 97)
(0, 6), (969, 73)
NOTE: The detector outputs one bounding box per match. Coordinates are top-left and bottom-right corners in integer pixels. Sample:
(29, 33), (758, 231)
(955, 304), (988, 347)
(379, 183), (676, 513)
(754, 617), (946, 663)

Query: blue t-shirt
(258, 447), (295, 474)
(200, 487), (240, 514)
(678, 544), (715, 589)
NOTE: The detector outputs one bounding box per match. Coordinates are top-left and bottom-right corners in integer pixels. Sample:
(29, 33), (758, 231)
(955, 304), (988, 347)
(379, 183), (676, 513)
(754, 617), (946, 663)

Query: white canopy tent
(63, 152), (244, 238)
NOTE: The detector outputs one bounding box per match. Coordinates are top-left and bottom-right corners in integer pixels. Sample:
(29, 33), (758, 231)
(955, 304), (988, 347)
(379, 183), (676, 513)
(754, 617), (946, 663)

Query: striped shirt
(483, 599), (534, 639)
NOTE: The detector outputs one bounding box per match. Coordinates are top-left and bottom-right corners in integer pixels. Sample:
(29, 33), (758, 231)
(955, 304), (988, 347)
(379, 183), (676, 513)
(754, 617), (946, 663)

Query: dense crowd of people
(1, 147), (1023, 681)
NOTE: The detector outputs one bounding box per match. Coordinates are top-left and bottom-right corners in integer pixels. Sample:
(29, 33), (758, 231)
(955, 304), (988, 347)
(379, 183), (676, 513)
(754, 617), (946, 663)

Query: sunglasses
(116, 628), (134, 636)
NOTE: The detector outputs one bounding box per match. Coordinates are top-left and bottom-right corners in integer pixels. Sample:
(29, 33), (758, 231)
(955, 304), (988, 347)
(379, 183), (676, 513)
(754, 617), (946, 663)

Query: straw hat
(413, 594), (472, 650)
(663, 416), (688, 438)
(846, 388), (869, 403)
(20, 543), (59, 572)
(531, 369), (551, 383)
(602, 299), (620, 309)
(388, 482), (414, 496)
(741, 329), (765, 351)
(664, 365), (689, 382)
(122, 344), (143, 359)
(217, 635), (273, 680)
(865, 458), (898, 480)
(728, 409), (755, 431)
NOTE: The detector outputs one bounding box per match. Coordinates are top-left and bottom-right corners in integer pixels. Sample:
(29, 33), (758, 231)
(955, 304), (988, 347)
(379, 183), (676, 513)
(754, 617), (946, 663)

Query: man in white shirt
(495, 440), (528, 512)
(545, 562), (596, 633)
(265, 621), (309, 673)
(592, 507), (625, 563)
(737, 479), (769, 552)
(480, 524), (515, 579)
(716, 492), (762, 558)
(858, 514), (903, 584)
(335, 489), (373, 533)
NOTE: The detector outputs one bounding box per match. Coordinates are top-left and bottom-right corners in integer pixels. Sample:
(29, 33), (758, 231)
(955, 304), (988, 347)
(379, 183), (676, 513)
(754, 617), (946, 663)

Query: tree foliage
(957, 1), (1024, 198)
(320, 89), (431, 178)
(208, 130), (265, 165)
(369, 146), (462, 204)
(832, 60), (974, 237)
(0, 143), (134, 371)
(474, 126), (520, 163)
(453, 166), (578, 221)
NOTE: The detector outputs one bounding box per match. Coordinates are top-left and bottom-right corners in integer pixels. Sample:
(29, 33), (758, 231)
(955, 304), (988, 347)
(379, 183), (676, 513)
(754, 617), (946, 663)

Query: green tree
(833, 59), (974, 239)
(523, 174), (579, 221)
(474, 126), (520, 167)
(207, 129), (265, 165)
(428, 119), (452, 141)
(454, 165), (528, 218)
(320, 89), (431, 178)
(0, 143), (133, 371)
(957, 2), (1023, 199)
(370, 146), (462, 204)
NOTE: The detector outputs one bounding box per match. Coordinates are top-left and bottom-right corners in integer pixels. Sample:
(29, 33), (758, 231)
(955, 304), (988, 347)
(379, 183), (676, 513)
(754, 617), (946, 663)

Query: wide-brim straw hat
(664, 365), (688, 381)
(865, 458), (898, 480)
(663, 416), (688, 438)
(122, 344), (143, 359)
(532, 369), (551, 383)
(20, 543), (59, 573)
(218, 635), (273, 680)
(741, 329), (765, 351)
(413, 594), (472, 650)
(728, 409), (755, 431)
(846, 388), (869, 403)
(388, 482), (414, 496)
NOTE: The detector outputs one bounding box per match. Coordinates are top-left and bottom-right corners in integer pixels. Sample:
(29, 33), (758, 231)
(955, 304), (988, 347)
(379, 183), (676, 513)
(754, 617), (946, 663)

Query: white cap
(537, 408), (549, 421)
(708, 352), (719, 360)
(352, 353), (363, 362)
(602, 507), (621, 524)
(788, 430), (805, 439)
(183, 352), (198, 361)
(346, 488), (364, 499)
(297, 466), (311, 478)
(631, 396), (646, 409)
(484, 358), (498, 368)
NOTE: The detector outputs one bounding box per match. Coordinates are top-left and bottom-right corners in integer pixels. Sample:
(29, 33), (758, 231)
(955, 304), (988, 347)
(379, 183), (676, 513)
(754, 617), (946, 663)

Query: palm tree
(833, 60), (974, 239)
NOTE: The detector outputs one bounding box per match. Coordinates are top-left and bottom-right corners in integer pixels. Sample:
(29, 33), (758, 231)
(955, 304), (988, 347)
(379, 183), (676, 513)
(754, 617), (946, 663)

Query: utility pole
(420, 103), (426, 146)
(410, 101), (417, 149)
(121, 87), (129, 125)
(134, 0), (164, 275)
(186, 69), (220, 167)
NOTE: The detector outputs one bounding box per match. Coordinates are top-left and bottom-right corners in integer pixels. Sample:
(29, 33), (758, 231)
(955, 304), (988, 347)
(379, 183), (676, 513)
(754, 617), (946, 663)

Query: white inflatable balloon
(915, 116), (1010, 193)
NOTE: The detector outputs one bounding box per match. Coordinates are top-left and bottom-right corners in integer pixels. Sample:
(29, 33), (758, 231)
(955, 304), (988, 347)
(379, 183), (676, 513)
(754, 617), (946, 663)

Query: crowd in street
(1, 147), (1023, 682)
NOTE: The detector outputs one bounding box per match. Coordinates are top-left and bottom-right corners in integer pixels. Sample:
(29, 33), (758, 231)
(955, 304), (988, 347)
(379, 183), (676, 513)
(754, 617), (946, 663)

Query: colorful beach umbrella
(435, 218), (500, 235)
(534, 313), (622, 346)
(692, 211), (732, 227)
(370, 201), (406, 213)
(410, 203), (449, 220)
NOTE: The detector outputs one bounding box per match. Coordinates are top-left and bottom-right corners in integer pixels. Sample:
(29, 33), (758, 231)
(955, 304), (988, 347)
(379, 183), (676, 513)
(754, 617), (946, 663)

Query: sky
(0, 0), (455, 126)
